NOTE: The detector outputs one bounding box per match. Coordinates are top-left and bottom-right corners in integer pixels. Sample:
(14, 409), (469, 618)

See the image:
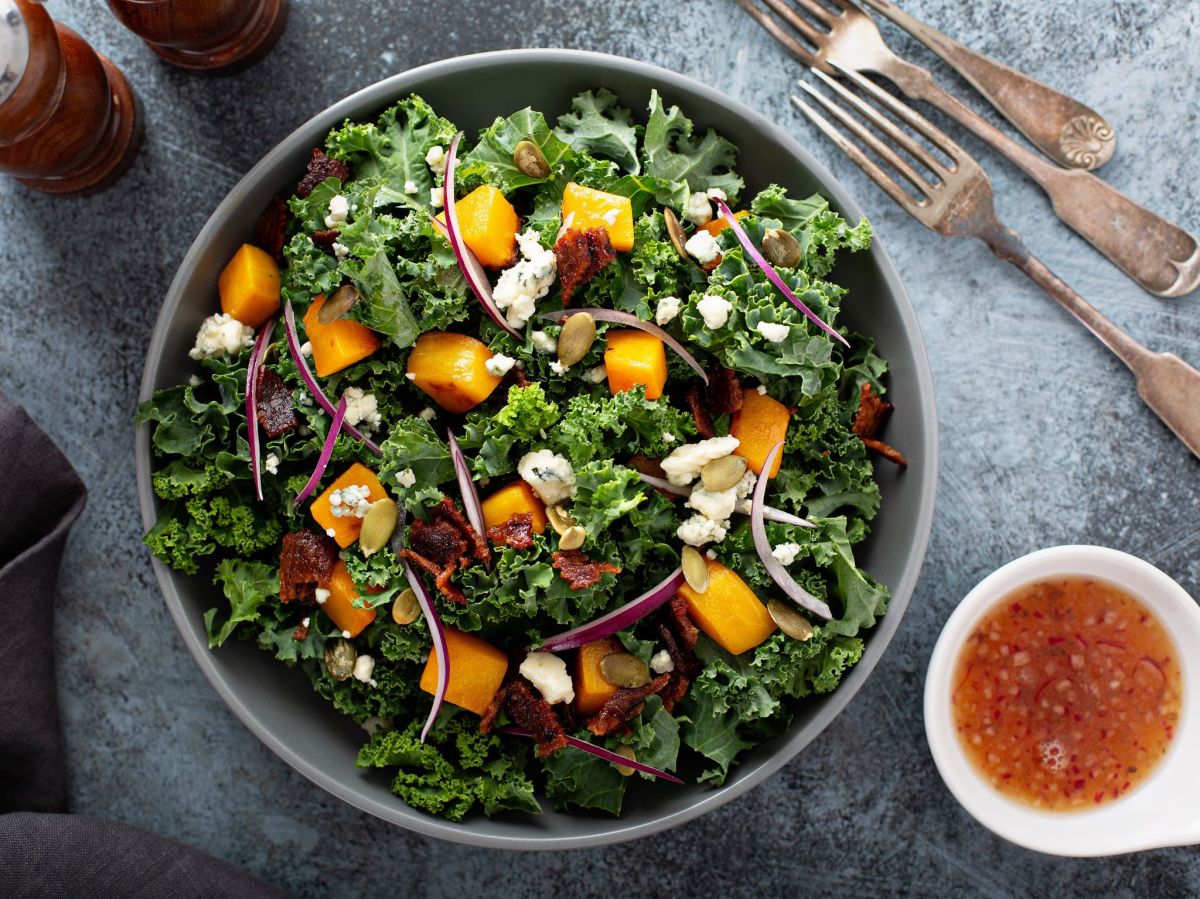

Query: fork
(791, 62), (1200, 461)
(737, 0), (1200, 299)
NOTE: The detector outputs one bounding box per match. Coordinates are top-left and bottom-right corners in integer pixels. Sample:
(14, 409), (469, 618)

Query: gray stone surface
(2, 0), (1198, 895)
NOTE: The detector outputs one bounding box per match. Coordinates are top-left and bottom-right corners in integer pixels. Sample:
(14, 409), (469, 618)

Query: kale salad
(137, 88), (906, 821)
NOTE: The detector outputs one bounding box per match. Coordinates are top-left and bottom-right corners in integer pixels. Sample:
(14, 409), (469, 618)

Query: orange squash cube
(310, 462), (389, 548)
(560, 182), (634, 252)
(406, 331), (504, 414)
(303, 295), (381, 377)
(698, 209), (748, 238)
(449, 185), (519, 268)
(219, 243), (281, 328)
(419, 627), (509, 716)
(322, 560), (377, 638)
(481, 481), (547, 535)
(604, 330), (667, 400)
(574, 637), (622, 716)
(730, 391), (790, 478)
(676, 559), (776, 655)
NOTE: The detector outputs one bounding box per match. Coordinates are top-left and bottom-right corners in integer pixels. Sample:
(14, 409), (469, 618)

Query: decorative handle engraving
(1058, 114), (1116, 172)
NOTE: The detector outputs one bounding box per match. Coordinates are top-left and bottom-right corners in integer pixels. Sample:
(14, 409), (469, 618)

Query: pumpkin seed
(700, 454), (748, 493)
(768, 598), (814, 642)
(392, 587), (420, 626)
(359, 498), (398, 557)
(613, 744), (637, 777)
(663, 207), (688, 260)
(545, 504), (577, 536)
(761, 228), (801, 269)
(513, 140), (551, 178)
(600, 652), (650, 689)
(318, 283), (360, 324)
(558, 525), (587, 551)
(681, 545), (710, 593)
(324, 637), (357, 681)
(556, 313), (596, 368)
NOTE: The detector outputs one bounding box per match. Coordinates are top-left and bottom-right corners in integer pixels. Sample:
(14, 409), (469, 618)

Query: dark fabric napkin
(0, 390), (288, 898)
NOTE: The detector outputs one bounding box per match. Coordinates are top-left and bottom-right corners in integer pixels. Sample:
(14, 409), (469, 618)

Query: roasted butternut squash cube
(310, 463), (389, 548)
(322, 560), (377, 638)
(406, 331), (503, 414)
(419, 627), (509, 716)
(450, 185), (519, 268)
(730, 390), (790, 478)
(574, 637), (622, 716)
(676, 559), (776, 655)
(219, 243), (281, 328)
(604, 330), (667, 400)
(481, 481), (547, 534)
(560, 182), (634, 252)
(303, 295), (381, 377)
(698, 209), (748, 238)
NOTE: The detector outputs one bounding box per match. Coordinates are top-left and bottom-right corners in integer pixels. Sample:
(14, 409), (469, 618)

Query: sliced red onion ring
(712, 197), (849, 349)
(540, 309), (708, 384)
(245, 317), (275, 501)
(444, 132), (522, 340)
(634, 472), (814, 528)
(282, 300), (382, 456)
(447, 429), (485, 537)
(635, 472), (689, 496)
(404, 559), (449, 743)
(750, 441), (832, 620)
(497, 727), (684, 784)
(538, 568), (685, 653)
(293, 394), (346, 507)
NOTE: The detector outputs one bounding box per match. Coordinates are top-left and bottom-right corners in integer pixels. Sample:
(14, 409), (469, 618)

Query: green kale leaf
(460, 107), (573, 193)
(642, 89), (743, 198)
(555, 89), (641, 174)
(204, 559), (278, 648)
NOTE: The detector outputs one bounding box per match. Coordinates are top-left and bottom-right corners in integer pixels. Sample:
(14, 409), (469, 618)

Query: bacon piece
(295, 147), (350, 198)
(553, 227), (615, 305)
(255, 368), (299, 438)
(478, 682), (508, 734)
(511, 366), (531, 388)
(398, 548), (466, 606)
(551, 549), (621, 590)
(655, 605), (703, 712)
(861, 437), (908, 468)
(254, 196), (288, 264)
(279, 530), (338, 604)
(684, 383), (715, 439)
(487, 513), (534, 550)
(666, 594), (699, 652)
(398, 497), (489, 606)
(586, 674), (670, 737)
(707, 363), (744, 416)
(699, 254), (723, 274)
(433, 497), (489, 565)
(852, 382), (908, 468)
(293, 620), (310, 642)
(310, 228), (339, 254)
(504, 679), (568, 757)
(407, 519), (467, 566)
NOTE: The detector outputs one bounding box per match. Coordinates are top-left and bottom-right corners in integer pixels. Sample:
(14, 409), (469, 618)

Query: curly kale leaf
(626, 694), (682, 778)
(136, 381), (240, 460)
(204, 559), (279, 648)
(569, 460), (647, 536)
(750, 184), (873, 279)
(555, 89), (641, 174)
(678, 688), (753, 786)
(460, 107), (573, 193)
(549, 385), (696, 468)
(543, 735), (627, 815)
(642, 89), (742, 199)
(460, 384), (561, 477)
(378, 416), (455, 503)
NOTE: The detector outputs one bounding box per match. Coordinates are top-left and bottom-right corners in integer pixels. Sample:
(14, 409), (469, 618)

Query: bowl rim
(135, 47), (939, 850)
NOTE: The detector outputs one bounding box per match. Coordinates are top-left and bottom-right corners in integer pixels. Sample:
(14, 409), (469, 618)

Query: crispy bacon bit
(478, 682), (508, 734)
(700, 254), (723, 274)
(852, 382), (908, 468)
(553, 227), (616, 305)
(707, 364), (744, 416)
(398, 497), (489, 606)
(684, 383), (715, 439)
(586, 674), (670, 737)
(504, 679), (568, 756)
(511, 366), (531, 388)
(666, 594), (699, 651)
(279, 530), (338, 604)
(655, 601), (703, 712)
(399, 548), (466, 606)
(487, 513), (535, 549)
(293, 619), (310, 642)
(310, 228), (339, 254)
(551, 549), (621, 590)
(296, 147), (350, 198)
(433, 497), (489, 565)
(407, 519), (467, 566)
(253, 196), (288, 264)
(255, 368), (299, 438)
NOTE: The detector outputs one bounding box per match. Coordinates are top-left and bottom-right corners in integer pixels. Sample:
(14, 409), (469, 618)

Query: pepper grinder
(107, 0), (288, 73)
(0, 0), (141, 194)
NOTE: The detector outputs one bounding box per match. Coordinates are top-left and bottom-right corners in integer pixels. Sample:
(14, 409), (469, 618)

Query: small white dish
(925, 545), (1200, 857)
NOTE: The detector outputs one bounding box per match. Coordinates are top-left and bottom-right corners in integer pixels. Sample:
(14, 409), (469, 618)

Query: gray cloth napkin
(0, 390), (289, 898)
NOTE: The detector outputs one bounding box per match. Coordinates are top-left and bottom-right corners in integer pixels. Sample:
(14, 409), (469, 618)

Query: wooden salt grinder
(0, 0), (141, 194)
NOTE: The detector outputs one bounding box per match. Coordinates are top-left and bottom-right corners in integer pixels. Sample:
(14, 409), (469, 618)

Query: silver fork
(737, 0), (1200, 299)
(791, 63), (1200, 461)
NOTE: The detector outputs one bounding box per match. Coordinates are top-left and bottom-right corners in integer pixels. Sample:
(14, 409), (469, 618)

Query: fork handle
(859, 0), (1115, 171)
(983, 223), (1200, 460)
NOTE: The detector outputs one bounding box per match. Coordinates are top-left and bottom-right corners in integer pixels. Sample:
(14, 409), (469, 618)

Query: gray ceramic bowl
(136, 49), (938, 849)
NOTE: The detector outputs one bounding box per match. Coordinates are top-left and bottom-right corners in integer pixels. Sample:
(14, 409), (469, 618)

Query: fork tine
(808, 67), (950, 179)
(790, 93), (922, 214)
(794, 80), (936, 199)
(785, 0), (838, 27)
(736, 0), (819, 65)
(758, 0), (825, 48)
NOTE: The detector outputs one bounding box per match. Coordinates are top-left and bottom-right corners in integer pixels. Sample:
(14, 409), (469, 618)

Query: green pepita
(663, 206), (688, 260)
(513, 140), (551, 179)
(392, 587), (420, 626)
(556, 313), (596, 368)
(359, 498), (398, 557)
(681, 545), (710, 593)
(613, 744), (637, 777)
(600, 652), (650, 689)
(761, 228), (801, 269)
(700, 454), (748, 493)
(545, 504), (577, 536)
(317, 283), (360, 324)
(768, 597), (815, 642)
(558, 525), (587, 551)
(324, 637), (357, 681)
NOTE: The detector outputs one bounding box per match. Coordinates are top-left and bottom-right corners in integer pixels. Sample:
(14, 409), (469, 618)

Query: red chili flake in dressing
(951, 577), (1182, 812)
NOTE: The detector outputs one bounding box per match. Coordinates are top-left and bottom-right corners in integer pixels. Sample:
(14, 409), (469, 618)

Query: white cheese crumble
(484, 353), (516, 377)
(353, 653), (377, 686)
(325, 528), (336, 538)
(685, 229), (721, 265)
(188, 313), (254, 360)
(429, 188), (444, 209)
(706, 548), (717, 560)
(660, 435), (740, 486)
(684, 191), (713, 226)
(519, 652), (575, 705)
(706, 187), (728, 201)
(756, 384), (768, 395)
(687, 482), (738, 522)
(548, 360), (566, 376)
(417, 406), (436, 422)
(530, 330), (558, 354)
(395, 468), (416, 488)
(343, 387), (382, 433)
(425, 144), (446, 177)
(324, 194), (350, 228)
(756, 321), (790, 343)
(341, 629), (352, 639)
(315, 587), (330, 605)
(493, 230), (557, 329)
(697, 294), (733, 329)
(662, 432), (676, 444)
(188, 374), (203, 388)
(264, 452), (280, 475)
(583, 364), (607, 384)
(655, 295), (682, 326)
(518, 449), (576, 505)
(677, 514), (728, 547)
(329, 483), (372, 518)
(300, 341), (313, 357)
(772, 542), (802, 567)
(302, 616), (310, 628)
(650, 649), (675, 674)
(403, 179), (418, 195)
(332, 241), (350, 261)
(405, 372), (416, 380)
(361, 716), (390, 736)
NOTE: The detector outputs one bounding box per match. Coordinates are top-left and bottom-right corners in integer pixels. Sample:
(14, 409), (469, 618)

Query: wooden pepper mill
(107, 0), (288, 73)
(0, 0), (141, 194)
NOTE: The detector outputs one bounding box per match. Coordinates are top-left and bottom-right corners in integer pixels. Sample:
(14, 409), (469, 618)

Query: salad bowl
(136, 48), (938, 848)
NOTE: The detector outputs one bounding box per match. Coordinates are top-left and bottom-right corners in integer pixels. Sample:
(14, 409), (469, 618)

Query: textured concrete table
(2, 1), (1198, 895)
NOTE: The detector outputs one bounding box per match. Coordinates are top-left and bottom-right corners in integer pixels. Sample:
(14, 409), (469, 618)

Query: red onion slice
(634, 472), (689, 496)
(498, 727), (684, 784)
(447, 429), (485, 537)
(537, 567), (685, 653)
(293, 394), (346, 507)
(712, 197), (849, 349)
(282, 300), (382, 456)
(245, 317), (275, 501)
(750, 441), (832, 619)
(540, 309), (708, 384)
(443, 133), (522, 341)
(634, 472), (814, 528)
(404, 559), (450, 743)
